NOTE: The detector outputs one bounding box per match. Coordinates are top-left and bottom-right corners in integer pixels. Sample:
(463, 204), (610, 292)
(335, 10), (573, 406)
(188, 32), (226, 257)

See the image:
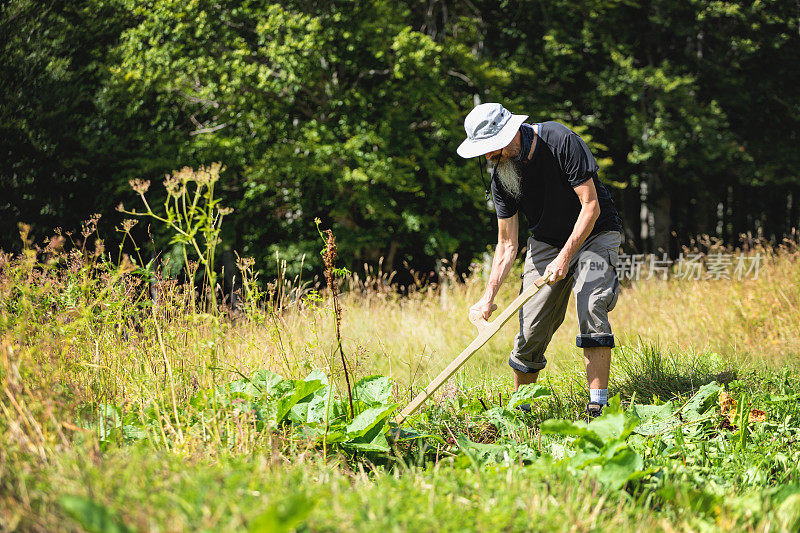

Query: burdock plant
(119, 163), (232, 312)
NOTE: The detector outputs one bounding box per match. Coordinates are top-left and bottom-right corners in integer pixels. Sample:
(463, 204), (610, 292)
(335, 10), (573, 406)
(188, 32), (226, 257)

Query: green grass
(2, 239), (800, 532)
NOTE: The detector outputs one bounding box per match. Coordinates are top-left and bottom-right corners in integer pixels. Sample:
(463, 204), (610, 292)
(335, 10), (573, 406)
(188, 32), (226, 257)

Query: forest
(3, 0), (799, 280)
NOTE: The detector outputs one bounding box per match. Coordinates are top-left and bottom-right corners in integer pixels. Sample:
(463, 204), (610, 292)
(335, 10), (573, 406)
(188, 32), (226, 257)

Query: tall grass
(2, 227), (796, 447)
(2, 221), (800, 531)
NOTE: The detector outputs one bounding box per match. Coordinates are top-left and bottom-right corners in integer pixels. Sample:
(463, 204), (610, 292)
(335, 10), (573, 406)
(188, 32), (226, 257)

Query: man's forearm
(560, 202), (600, 262)
(482, 241), (517, 302)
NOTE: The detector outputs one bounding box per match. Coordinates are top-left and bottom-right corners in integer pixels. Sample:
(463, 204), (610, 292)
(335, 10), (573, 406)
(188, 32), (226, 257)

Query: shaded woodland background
(2, 0), (799, 282)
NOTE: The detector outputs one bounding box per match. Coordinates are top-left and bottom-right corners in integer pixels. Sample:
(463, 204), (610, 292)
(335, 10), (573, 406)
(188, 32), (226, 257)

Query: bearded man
(457, 103), (624, 420)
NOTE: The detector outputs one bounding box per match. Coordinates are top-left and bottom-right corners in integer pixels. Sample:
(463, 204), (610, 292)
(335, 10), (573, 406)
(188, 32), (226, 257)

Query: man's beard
(491, 159), (523, 199)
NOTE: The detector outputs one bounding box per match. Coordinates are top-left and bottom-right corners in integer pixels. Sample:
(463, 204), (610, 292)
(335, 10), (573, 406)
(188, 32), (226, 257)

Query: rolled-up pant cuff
(576, 333), (615, 348)
(508, 353), (547, 373)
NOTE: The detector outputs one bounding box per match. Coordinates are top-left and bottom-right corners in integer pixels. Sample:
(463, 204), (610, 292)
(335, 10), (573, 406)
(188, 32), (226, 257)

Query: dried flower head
(122, 219), (138, 232)
(46, 235), (65, 252)
(164, 173), (182, 197)
(81, 214), (101, 239)
(129, 179), (151, 195)
(69, 249), (83, 273)
(322, 229), (343, 322)
(236, 254), (255, 273)
(18, 223), (32, 244)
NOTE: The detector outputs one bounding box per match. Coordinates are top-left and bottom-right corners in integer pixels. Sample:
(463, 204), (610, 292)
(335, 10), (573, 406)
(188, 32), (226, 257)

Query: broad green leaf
(633, 401), (674, 422)
(255, 402), (278, 426)
(227, 379), (259, 399)
(274, 380), (325, 424)
(287, 398), (312, 425)
(305, 387), (332, 424)
(455, 436), (507, 466)
(634, 417), (682, 436)
(288, 374), (332, 425)
(388, 425), (446, 445)
(322, 429), (347, 444)
(483, 406), (525, 431)
(633, 401), (680, 436)
(345, 404), (397, 439)
(189, 390), (211, 410)
(98, 403), (122, 441)
(589, 410), (639, 443)
(59, 495), (132, 533)
(122, 424), (147, 441)
(248, 493), (314, 533)
(681, 381), (720, 421)
(346, 422), (391, 452)
(595, 448), (644, 489)
(509, 383), (551, 409)
(540, 419), (603, 448)
(251, 369), (285, 393)
(353, 375), (393, 405)
(304, 369), (328, 385)
(767, 393), (800, 403)
(79, 403), (122, 441)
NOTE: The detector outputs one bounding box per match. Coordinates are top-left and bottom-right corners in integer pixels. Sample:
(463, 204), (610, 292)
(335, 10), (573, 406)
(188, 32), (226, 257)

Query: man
(457, 102), (624, 420)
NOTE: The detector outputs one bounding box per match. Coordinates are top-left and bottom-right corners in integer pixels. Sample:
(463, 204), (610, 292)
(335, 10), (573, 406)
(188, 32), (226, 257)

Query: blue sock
(590, 389), (608, 405)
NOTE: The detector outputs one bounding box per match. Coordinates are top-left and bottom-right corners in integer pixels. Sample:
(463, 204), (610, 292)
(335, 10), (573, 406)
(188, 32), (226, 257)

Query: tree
(105, 0), (503, 279)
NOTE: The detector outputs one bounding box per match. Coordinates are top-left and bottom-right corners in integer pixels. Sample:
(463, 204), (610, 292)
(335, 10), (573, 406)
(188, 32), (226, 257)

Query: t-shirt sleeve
(557, 133), (600, 188)
(491, 176), (518, 219)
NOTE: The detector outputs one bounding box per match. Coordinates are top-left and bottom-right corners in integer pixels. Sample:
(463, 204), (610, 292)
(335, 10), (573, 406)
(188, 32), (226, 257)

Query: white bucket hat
(456, 103), (528, 158)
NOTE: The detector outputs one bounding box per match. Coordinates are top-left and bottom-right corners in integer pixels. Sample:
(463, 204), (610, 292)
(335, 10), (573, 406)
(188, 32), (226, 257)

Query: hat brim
(456, 114), (528, 158)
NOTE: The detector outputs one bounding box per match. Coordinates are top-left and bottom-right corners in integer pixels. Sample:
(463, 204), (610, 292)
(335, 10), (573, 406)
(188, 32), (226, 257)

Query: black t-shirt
(491, 121), (623, 248)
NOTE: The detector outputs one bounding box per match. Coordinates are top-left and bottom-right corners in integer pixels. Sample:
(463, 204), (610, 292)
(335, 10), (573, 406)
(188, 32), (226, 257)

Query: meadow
(2, 216), (800, 531)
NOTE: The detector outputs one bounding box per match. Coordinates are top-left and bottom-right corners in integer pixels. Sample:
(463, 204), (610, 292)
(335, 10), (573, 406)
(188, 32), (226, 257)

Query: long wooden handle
(396, 273), (550, 423)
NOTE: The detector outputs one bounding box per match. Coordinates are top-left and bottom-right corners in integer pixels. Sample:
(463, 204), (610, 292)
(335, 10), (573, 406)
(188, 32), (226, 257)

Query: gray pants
(508, 230), (623, 374)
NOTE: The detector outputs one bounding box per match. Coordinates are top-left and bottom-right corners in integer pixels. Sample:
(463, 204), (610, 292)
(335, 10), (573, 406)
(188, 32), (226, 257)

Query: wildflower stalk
(316, 219), (354, 420)
(118, 163), (231, 312)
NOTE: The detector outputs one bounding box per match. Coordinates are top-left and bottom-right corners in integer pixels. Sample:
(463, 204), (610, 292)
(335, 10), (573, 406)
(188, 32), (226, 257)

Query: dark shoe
(515, 403), (532, 413)
(585, 402), (604, 422)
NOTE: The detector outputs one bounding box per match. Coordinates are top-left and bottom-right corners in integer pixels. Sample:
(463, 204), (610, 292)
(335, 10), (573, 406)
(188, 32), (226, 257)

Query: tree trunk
(384, 240), (400, 274)
(622, 180), (642, 252)
(647, 172), (671, 253)
(732, 182), (748, 245)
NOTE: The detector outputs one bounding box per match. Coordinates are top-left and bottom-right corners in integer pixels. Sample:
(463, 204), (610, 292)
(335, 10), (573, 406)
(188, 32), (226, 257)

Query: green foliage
(508, 382), (551, 409)
(100, 369), (399, 454)
(632, 380), (721, 436)
(248, 494), (314, 533)
(542, 396), (650, 489)
(353, 375), (393, 405)
(59, 495), (132, 533)
(98, 0), (497, 278)
(4, 0), (800, 267)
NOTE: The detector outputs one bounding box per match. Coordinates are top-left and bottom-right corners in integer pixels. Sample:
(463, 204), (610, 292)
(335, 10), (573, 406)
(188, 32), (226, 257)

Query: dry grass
(252, 243), (800, 397)
(3, 235), (796, 422)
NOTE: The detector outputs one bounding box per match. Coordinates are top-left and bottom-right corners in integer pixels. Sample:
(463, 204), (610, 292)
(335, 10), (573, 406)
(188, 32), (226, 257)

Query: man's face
(484, 131), (521, 163)
(485, 131), (524, 199)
